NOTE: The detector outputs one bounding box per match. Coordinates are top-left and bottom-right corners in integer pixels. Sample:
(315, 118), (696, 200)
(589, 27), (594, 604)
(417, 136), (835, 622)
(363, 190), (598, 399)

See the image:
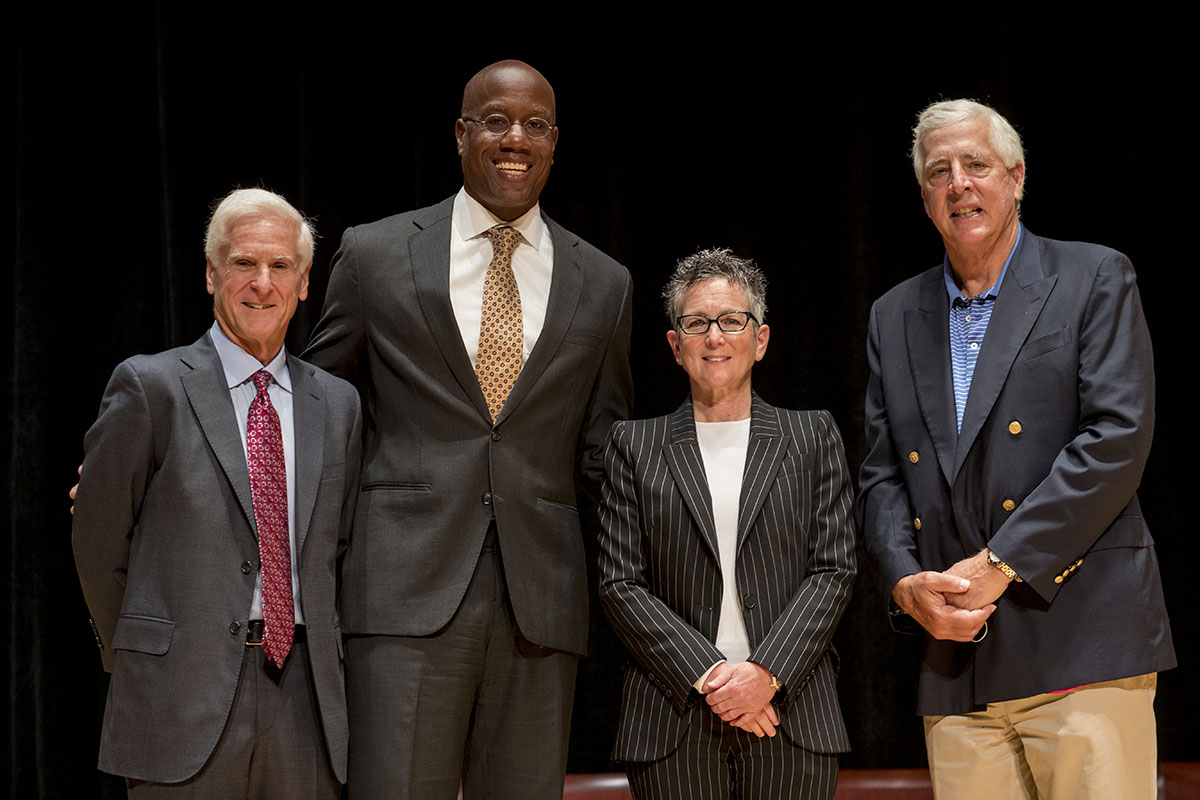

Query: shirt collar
(453, 186), (546, 253)
(944, 224), (1022, 303)
(209, 321), (292, 393)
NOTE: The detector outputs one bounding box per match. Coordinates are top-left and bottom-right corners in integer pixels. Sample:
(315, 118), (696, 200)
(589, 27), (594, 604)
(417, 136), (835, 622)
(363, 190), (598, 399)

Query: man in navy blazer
(303, 60), (633, 799)
(858, 99), (1175, 799)
(73, 188), (361, 797)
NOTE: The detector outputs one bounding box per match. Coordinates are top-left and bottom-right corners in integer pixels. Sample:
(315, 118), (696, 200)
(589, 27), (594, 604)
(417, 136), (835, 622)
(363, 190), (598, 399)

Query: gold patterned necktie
(475, 226), (524, 421)
(247, 369), (293, 669)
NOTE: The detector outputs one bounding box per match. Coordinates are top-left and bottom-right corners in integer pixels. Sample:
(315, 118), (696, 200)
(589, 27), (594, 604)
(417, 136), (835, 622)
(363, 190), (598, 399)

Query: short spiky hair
(662, 247), (767, 326)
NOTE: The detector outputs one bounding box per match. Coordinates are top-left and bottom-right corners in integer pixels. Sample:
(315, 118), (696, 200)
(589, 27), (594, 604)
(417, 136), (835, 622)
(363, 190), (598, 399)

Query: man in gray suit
(73, 188), (361, 798)
(303, 60), (633, 799)
(858, 100), (1174, 799)
(598, 249), (856, 800)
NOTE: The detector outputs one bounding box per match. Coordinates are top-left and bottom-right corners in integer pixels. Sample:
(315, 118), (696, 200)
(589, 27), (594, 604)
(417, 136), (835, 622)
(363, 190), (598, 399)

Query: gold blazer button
(908, 451), (919, 463)
(913, 518), (922, 530)
(1009, 420), (1022, 435)
(1002, 499), (1016, 512)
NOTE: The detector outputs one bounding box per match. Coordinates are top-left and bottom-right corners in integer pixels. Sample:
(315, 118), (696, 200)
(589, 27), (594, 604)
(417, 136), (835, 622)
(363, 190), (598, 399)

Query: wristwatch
(987, 549), (1022, 582)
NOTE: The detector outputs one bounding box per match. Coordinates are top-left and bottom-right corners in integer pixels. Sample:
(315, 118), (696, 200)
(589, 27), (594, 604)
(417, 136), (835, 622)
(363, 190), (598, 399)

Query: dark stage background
(8, 10), (1194, 798)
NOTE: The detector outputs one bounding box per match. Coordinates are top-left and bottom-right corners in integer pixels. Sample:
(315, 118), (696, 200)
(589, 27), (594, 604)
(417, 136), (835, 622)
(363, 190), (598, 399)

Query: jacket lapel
(409, 198), (492, 424)
(953, 231), (1056, 477)
(737, 394), (789, 550)
(663, 400), (720, 561)
(497, 214), (583, 423)
(180, 334), (256, 534)
(288, 355), (324, 561)
(905, 267), (958, 486)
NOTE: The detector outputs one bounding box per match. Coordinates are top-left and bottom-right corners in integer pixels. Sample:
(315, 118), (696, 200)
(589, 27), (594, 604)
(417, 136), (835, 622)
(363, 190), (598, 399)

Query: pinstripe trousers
(624, 706), (837, 800)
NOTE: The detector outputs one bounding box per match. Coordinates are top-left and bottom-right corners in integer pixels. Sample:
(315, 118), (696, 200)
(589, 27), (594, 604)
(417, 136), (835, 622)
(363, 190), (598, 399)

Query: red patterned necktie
(475, 226), (524, 421)
(247, 369), (293, 669)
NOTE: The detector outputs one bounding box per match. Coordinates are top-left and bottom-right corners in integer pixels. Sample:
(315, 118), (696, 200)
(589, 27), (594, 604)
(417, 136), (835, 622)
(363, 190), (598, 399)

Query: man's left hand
(944, 549), (1011, 610)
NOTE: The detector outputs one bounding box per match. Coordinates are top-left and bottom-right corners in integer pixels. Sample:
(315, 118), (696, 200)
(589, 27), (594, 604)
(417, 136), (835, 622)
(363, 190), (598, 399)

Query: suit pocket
(112, 615), (175, 655)
(1015, 327), (1070, 362)
(562, 330), (604, 350)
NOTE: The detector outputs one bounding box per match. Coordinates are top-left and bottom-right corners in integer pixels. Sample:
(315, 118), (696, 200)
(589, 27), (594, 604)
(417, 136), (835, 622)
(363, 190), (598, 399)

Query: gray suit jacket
(858, 229), (1176, 716)
(72, 332), (361, 783)
(303, 196), (633, 655)
(598, 395), (855, 762)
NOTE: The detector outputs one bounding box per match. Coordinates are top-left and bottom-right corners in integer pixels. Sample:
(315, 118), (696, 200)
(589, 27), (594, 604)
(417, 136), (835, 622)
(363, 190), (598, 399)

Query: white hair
(911, 99), (1025, 184)
(204, 187), (315, 266)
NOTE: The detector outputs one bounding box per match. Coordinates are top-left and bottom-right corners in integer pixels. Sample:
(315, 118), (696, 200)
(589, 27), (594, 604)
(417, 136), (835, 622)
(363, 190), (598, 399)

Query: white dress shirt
(449, 187), (554, 366)
(209, 321), (304, 624)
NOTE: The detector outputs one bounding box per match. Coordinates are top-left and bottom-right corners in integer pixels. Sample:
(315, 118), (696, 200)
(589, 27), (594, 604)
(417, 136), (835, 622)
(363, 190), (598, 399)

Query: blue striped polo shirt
(944, 225), (1022, 432)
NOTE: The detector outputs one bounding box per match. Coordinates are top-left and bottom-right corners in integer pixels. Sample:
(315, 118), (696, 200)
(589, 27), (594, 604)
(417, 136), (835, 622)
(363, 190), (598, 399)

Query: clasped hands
(702, 661), (779, 739)
(892, 549), (1011, 642)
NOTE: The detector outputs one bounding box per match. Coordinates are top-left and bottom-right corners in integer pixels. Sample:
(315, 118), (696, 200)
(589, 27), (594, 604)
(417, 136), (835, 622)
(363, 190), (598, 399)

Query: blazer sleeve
(304, 226), (368, 391)
(598, 420), (724, 711)
(574, 270), (635, 503)
(71, 360), (157, 672)
(748, 411), (856, 702)
(857, 301), (925, 602)
(988, 251), (1155, 603)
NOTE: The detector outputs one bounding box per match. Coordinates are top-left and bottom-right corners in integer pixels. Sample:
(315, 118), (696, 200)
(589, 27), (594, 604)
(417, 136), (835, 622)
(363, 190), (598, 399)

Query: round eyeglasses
(461, 114), (555, 139)
(675, 311), (758, 335)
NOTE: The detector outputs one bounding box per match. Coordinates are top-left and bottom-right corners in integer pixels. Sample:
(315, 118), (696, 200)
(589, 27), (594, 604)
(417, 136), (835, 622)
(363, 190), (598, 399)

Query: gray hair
(911, 99), (1025, 184)
(662, 248), (767, 326)
(204, 187), (315, 266)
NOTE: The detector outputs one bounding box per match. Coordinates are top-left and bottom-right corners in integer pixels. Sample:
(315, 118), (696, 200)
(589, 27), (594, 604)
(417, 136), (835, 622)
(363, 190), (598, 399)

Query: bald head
(462, 60), (555, 121)
(456, 60), (559, 220)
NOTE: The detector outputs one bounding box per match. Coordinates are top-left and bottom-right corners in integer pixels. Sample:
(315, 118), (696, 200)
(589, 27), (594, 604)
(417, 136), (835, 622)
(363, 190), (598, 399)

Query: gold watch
(987, 549), (1022, 582)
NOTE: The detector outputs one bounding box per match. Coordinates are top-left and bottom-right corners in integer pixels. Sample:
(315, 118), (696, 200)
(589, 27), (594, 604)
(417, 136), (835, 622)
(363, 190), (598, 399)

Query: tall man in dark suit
(303, 60), (634, 799)
(598, 249), (856, 799)
(858, 99), (1175, 799)
(72, 188), (362, 797)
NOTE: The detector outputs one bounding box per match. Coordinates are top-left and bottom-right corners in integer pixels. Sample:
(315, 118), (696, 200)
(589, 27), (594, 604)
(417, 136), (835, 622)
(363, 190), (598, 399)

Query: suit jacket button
(241, 560), (253, 575)
(742, 594), (757, 609)
(908, 451), (919, 463)
(913, 517), (922, 530)
(491, 430), (502, 442)
(1009, 420), (1022, 435)
(229, 621), (241, 635)
(482, 491), (493, 505)
(1054, 575), (1064, 584)
(1002, 499), (1016, 512)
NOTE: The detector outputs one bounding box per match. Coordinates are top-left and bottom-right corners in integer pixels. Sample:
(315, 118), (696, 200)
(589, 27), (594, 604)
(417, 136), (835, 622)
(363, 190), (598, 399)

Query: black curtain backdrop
(8, 9), (1194, 798)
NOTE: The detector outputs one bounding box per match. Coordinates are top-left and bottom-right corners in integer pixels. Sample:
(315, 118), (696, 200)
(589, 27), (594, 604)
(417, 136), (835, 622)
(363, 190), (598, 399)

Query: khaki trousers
(924, 673), (1157, 800)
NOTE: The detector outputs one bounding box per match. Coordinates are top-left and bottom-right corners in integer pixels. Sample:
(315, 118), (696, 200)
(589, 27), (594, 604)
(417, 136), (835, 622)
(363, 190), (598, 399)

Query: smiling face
(667, 278), (769, 412)
(206, 213), (310, 364)
(920, 117), (1024, 262)
(456, 61), (558, 221)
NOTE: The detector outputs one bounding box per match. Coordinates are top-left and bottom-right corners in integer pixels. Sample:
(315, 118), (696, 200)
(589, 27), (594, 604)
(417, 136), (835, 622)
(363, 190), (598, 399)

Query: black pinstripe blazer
(598, 393), (856, 762)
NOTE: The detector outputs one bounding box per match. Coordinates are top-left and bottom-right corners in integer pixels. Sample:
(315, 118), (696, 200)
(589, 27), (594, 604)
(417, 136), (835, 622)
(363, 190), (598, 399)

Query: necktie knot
(253, 369), (273, 394)
(485, 225), (522, 259)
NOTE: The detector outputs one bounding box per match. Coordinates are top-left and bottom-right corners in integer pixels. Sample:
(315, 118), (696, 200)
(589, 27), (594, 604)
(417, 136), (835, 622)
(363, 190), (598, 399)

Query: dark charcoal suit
(303, 195), (634, 798)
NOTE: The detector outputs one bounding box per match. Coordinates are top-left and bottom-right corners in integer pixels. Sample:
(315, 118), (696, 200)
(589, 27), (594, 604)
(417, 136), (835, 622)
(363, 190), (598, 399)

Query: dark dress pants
(345, 529), (578, 800)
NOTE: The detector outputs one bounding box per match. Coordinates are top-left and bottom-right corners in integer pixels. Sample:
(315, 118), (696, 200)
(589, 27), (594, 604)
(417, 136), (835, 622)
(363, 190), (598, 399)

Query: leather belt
(246, 620), (306, 646)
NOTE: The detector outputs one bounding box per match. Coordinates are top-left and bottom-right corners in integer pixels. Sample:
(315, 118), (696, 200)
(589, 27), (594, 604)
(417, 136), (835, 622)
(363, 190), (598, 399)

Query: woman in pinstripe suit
(598, 248), (856, 799)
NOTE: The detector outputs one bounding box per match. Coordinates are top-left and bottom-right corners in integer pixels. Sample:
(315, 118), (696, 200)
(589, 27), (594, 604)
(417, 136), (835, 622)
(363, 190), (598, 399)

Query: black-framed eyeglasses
(461, 114), (555, 139)
(674, 311), (758, 335)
